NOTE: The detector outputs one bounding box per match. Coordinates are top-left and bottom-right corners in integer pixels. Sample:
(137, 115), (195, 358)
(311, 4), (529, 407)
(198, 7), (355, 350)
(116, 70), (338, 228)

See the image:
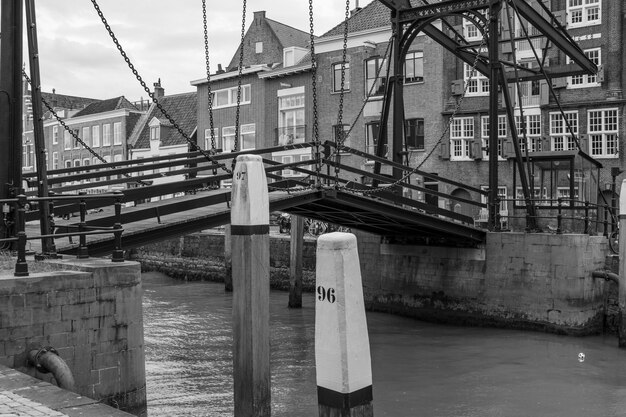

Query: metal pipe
(591, 270), (619, 285)
(28, 347), (75, 392)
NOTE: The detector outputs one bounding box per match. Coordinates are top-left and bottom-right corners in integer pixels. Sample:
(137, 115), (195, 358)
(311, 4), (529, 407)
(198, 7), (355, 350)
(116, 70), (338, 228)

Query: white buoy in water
(315, 232), (373, 416)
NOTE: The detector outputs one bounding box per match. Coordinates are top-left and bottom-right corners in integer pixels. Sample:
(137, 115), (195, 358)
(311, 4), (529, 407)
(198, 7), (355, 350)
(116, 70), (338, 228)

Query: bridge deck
(51, 187), (485, 257)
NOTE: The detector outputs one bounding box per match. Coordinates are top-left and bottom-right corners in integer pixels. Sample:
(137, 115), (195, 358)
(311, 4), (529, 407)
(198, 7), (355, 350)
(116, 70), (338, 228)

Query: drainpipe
(591, 270), (619, 285)
(28, 347), (76, 391)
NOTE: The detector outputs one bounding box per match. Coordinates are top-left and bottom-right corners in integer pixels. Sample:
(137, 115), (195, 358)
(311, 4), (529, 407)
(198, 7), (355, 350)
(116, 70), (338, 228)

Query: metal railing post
(47, 191), (57, 255)
(494, 195), (501, 232)
(14, 194), (29, 277)
(584, 200), (590, 235)
(603, 205), (609, 237)
(556, 198), (562, 234)
(77, 191), (89, 259)
(111, 190), (124, 262)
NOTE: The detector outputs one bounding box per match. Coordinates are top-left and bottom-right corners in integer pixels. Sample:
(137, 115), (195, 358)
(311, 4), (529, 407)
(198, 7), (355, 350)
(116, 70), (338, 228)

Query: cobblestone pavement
(0, 390), (68, 416)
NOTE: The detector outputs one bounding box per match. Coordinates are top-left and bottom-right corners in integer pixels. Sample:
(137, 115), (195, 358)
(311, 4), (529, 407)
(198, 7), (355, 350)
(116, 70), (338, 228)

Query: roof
(39, 91), (100, 119)
(266, 18), (311, 49)
(72, 96), (138, 118)
(132, 92), (197, 150)
(322, 1), (422, 38)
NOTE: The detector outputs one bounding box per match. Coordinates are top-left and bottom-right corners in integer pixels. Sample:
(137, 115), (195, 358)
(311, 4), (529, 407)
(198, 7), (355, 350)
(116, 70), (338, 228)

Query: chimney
(153, 78), (165, 98)
(51, 88), (58, 108)
(217, 64), (225, 74)
(254, 11), (266, 23)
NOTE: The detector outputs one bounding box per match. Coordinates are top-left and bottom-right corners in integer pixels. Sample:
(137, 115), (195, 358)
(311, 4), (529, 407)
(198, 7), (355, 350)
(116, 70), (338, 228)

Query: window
(64, 130), (71, 150)
(114, 154), (123, 178)
(92, 125), (100, 147)
(278, 92), (306, 145)
(365, 121), (381, 156)
(74, 159), (81, 168)
(204, 128), (219, 151)
(480, 185), (508, 213)
(405, 118), (424, 150)
(567, 0), (601, 27)
(222, 126), (235, 153)
(102, 124), (111, 146)
(150, 126), (160, 141)
(463, 10), (487, 41)
(404, 51), (424, 84)
(281, 155), (294, 177)
(333, 124), (350, 148)
(569, 48), (600, 87)
(113, 122), (122, 145)
(82, 127), (90, 147)
(464, 59), (489, 96)
(255, 41), (263, 53)
(65, 160), (71, 169)
(240, 124), (256, 151)
(450, 117), (474, 160)
(332, 63), (350, 93)
(212, 85), (251, 108)
(52, 152), (59, 170)
(588, 108), (618, 158)
(365, 57), (387, 96)
(481, 115), (507, 159)
(514, 114), (542, 153)
(550, 111), (578, 151)
(52, 126), (58, 145)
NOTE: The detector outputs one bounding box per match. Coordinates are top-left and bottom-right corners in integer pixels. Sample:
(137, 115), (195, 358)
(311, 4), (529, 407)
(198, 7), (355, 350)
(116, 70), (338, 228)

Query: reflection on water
(143, 272), (626, 417)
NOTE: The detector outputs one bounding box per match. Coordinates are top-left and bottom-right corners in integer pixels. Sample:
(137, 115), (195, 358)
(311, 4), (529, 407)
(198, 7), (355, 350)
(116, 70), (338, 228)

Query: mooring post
(288, 214), (304, 308)
(224, 224), (233, 292)
(618, 179), (626, 347)
(315, 232), (373, 417)
(231, 154), (271, 416)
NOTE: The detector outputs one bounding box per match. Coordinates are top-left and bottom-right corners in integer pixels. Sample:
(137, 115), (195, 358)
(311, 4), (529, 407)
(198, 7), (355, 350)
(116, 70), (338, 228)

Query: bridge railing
(0, 192), (125, 277)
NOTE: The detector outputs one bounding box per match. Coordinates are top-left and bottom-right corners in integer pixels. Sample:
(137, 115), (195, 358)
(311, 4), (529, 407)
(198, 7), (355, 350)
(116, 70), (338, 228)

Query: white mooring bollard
(230, 154), (271, 416)
(315, 232), (373, 416)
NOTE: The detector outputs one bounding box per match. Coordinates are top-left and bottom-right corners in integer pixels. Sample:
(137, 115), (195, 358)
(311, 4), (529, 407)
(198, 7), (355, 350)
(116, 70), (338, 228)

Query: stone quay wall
(133, 230), (612, 335)
(0, 259), (146, 416)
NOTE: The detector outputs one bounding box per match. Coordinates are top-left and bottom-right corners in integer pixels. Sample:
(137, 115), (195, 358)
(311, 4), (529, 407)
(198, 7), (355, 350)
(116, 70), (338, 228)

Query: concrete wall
(133, 230), (611, 335)
(358, 230), (610, 335)
(0, 259), (146, 416)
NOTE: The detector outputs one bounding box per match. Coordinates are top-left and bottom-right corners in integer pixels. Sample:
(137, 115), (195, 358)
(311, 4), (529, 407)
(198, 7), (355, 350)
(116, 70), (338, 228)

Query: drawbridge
(22, 142), (487, 257)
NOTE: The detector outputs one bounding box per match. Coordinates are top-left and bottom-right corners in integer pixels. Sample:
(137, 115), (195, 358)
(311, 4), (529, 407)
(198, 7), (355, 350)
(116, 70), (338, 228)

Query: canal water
(143, 271), (626, 417)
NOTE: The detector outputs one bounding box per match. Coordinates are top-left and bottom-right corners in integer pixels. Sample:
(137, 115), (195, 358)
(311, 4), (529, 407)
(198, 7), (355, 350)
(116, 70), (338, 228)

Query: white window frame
(82, 126), (90, 147)
(514, 113), (542, 153)
(403, 51), (424, 84)
(212, 85), (251, 109)
(222, 126), (235, 153)
(588, 108), (619, 158)
(567, 0), (601, 28)
(549, 111), (578, 151)
(464, 55), (489, 96)
(102, 124), (111, 146)
(204, 128), (219, 151)
(332, 62), (350, 93)
(568, 48), (600, 88)
(52, 126), (58, 145)
(255, 41), (263, 54)
(92, 125), (100, 147)
(239, 123), (256, 151)
(480, 185), (508, 213)
(113, 122), (122, 145)
(450, 117), (474, 161)
(63, 130), (71, 150)
(52, 151), (59, 170)
(481, 115), (507, 160)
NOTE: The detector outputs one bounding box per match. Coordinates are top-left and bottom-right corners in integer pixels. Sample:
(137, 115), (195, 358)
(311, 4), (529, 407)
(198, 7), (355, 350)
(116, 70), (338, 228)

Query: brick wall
(0, 259), (146, 415)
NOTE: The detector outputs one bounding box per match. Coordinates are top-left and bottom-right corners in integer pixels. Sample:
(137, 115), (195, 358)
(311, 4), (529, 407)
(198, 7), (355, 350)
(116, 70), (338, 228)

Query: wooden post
(288, 214), (304, 308)
(315, 232), (373, 417)
(224, 224), (233, 292)
(618, 179), (626, 347)
(231, 154), (271, 416)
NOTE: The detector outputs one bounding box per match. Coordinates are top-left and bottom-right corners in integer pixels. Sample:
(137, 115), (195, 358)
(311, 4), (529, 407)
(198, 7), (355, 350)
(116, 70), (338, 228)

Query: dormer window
(150, 126), (160, 141)
(283, 47), (308, 68)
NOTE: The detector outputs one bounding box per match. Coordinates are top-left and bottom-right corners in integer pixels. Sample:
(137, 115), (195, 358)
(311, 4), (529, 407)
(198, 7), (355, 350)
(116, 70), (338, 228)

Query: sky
(28, 0), (374, 101)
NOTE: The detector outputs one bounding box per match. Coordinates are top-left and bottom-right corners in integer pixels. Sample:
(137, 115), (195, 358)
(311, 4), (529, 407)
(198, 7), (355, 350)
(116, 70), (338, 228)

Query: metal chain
(90, 0), (230, 174)
(233, 0), (247, 152)
(333, 0), (351, 186)
(22, 70), (151, 187)
(309, 0), (322, 187)
(202, 0), (216, 153)
(343, 26), (489, 196)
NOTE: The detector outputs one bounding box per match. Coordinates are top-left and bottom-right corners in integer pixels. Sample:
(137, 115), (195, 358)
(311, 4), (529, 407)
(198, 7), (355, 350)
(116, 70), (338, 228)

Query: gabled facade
(192, 10), (314, 185)
(128, 86), (197, 196)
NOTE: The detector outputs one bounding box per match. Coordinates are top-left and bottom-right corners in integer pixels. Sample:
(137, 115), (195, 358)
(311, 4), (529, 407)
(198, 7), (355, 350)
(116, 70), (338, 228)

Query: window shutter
(552, 77), (567, 89)
(539, 80), (550, 105)
(470, 140), (483, 160)
(541, 137), (551, 152)
(451, 79), (464, 96)
(578, 134), (588, 153)
(441, 142), (450, 160)
(597, 65), (605, 83)
(503, 139), (514, 158)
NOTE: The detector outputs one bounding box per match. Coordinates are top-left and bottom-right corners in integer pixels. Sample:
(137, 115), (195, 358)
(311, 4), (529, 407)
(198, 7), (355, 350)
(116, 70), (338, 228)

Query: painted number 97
(317, 286), (336, 303)
(236, 170), (247, 181)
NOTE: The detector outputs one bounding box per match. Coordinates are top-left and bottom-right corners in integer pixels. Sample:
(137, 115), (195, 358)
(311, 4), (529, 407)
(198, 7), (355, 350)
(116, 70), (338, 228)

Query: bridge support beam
(224, 224), (233, 292)
(618, 180), (626, 347)
(288, 215), (304, 308)
(316, 232), (373, 416)
(230, 155), (271, 416)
